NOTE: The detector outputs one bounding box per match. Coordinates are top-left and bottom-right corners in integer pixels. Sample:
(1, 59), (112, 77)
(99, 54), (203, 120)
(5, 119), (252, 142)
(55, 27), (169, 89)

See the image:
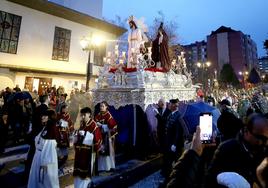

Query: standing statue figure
(151, 22), (171, 72)
(127, 16), (143, 68)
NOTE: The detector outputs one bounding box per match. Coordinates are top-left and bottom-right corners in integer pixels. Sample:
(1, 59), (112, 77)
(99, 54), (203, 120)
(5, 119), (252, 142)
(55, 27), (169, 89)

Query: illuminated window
(52, 26), (71, 61)
(0, 11), (21, 54)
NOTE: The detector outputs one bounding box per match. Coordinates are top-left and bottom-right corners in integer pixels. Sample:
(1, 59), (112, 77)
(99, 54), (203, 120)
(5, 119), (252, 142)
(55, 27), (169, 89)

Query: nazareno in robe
(73, 119), (102, 180)
(56, 112), (74, 148)
(95, 111), (118, 171)
(27, 121), (59, 188)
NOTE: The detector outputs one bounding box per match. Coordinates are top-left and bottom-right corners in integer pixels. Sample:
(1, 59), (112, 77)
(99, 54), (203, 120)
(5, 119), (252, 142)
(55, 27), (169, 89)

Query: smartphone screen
(199, 113), (213, 143)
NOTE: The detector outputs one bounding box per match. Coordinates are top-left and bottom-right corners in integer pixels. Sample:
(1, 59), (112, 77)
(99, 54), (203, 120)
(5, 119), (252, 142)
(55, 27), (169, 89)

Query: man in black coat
(31, 95), (49, 136)
(155, 98), (171, 152)
(161, 99), (188, 178)
(217, 99), (244, 141)
(205, 113), (268, 187)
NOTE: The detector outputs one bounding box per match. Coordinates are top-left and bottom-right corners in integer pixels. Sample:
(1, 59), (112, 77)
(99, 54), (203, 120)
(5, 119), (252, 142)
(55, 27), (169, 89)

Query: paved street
(0, 144), (162, 188)
(129, 170), (164, 188)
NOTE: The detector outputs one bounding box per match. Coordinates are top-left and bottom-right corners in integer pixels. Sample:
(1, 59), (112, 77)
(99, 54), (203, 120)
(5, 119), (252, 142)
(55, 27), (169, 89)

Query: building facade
(258, 56), (268, 74)
(207, 26), (258, 76)
(181, 40), (207, 76)
(0, 0), (125, 93)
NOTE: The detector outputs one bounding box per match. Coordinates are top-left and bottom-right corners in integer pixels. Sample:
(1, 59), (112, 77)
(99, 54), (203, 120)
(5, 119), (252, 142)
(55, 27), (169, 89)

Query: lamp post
(196, 61), (211, 90)
(80, 34), (104, 91)
(238, 71), (248, 88)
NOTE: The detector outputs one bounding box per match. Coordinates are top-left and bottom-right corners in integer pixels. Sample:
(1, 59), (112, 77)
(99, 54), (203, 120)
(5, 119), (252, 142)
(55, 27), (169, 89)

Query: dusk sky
(103, 0), (268, 57)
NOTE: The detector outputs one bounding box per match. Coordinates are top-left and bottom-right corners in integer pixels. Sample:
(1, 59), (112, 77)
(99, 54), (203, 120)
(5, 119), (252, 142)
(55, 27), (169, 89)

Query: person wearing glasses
(205, 113), (268, 188)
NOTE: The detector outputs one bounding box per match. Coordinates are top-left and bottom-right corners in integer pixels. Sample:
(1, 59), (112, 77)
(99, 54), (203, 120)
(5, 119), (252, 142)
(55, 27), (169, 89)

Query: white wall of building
(0, 0), (114, 74)
(14, 72), (88, 94)
(49, 0), (103, 19)
(0, 0), (117, 91)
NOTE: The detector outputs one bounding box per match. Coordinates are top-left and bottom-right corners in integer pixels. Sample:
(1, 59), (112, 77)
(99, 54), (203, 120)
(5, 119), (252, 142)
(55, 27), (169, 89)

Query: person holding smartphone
(166, 126), (203, 188)
(205, 113), (268, 188)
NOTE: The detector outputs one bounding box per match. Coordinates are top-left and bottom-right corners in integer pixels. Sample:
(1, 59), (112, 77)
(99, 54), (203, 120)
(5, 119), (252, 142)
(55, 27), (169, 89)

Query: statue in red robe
(151, 22), (171, 71)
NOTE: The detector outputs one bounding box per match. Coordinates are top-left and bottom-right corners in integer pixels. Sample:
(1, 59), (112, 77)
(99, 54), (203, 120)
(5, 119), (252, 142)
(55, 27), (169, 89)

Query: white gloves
(102, 124), (109, 133)
(171, 145), (176, 152)
(79, 130), (85, 135)
(153, 108), (159, 114)
(27, 122), (32, 134)
(59, 119), (68, 128)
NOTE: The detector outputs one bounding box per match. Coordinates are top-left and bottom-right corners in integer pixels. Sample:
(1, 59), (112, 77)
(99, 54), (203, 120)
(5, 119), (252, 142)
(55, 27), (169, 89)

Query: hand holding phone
(199, 113), (213, 143)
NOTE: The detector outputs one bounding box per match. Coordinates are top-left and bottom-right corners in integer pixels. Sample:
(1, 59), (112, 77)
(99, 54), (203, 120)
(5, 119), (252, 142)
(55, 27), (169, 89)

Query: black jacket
(217, 109), (244, 141)
(32, 103), (48, 136)
(156, 108), (171, 148)
(166, 149), (201, 188)
(205, 134), (263, 188)
(166, 111), (186, 151)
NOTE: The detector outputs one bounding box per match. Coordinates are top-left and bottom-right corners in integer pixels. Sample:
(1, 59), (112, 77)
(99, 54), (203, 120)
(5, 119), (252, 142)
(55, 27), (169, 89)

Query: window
(0, 11), (21, 54)
(52, 27), (71, 61)
(94, 44), (106, 66)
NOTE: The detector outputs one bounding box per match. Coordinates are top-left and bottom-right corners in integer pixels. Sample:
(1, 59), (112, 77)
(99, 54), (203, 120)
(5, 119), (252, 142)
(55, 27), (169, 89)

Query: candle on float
(122, 51), (126, 58)
(103, 57), (107, 63)
(115, 50), (119, 56)
(107, 51), (111, 57)
(172, 59), (176, 65)
(147, 47), (152, 53)
(131, 48), (135, 53)
(107, 59), (111, 64)
(115, 44), (119, 50)
(119, 59), (124, 64)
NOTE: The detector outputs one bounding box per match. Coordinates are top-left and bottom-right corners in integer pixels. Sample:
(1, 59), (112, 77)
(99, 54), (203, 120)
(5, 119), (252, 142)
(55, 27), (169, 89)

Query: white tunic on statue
(27, 129), (59, 188)
(127, 28), (143, 68)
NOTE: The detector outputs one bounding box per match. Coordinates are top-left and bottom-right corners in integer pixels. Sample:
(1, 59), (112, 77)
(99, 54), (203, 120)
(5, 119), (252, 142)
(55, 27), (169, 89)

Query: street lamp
(80, 34), (105, 91)
(196, 61), (211, 90)
(238, 70), (249, 88)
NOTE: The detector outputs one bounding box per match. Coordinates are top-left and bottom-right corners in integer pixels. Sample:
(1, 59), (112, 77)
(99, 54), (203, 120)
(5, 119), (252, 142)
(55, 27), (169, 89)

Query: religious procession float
(91, 16), (197, 154)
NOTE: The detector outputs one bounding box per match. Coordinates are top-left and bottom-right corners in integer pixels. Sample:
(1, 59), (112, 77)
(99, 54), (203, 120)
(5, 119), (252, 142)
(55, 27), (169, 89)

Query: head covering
(61, 93), (68, 98)
(128, 15), (138, 29)
(80, 107), (92, 114)
(41, 109), (56, 117)
(217, 172), (250, 188)
(169, 99), (179, 104)
(219, 99), (231, 107)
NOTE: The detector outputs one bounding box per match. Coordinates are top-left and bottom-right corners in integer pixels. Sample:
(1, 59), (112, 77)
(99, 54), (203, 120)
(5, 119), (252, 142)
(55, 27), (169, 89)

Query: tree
(148, 11), (180, 45)
(103, 15), (128, 52)
(219, 64), (240, 87)
(247, 68), (261, 84)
